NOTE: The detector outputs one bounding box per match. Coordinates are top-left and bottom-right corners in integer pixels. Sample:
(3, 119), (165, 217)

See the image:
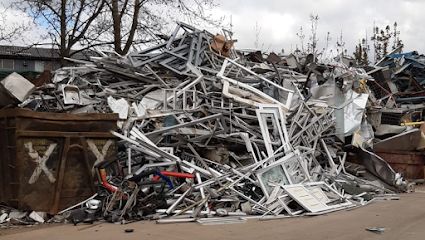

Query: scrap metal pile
(366, 47), (425, 133)
(0, 22), (413, 226)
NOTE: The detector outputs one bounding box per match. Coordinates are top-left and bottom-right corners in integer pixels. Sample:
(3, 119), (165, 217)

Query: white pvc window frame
(217, 58), (294, 111)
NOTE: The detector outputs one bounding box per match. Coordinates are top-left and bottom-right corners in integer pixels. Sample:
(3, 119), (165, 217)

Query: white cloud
(213, 0), (425, 55)
(0, 2), (48, 46)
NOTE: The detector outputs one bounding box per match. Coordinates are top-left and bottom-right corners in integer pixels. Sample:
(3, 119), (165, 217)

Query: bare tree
(14, 0), (107, 63)
(336, 30), (346, 57)
(254, 21), (262, 50)
(101, 0), (220, 55)
(392, 22), (402, 50)
(308, 14), (319, 58)
(353, 38), (368, 65)
(9, 0), (220, 59)
(324, 31), (331, 50)
(0, 8), (29, 43)
(319, 31), (332, 61)
(371, 22), (403, 62)
(296, 26), (305, 53)
(295, 14), (319, 57)
(106, 0), (146, 55)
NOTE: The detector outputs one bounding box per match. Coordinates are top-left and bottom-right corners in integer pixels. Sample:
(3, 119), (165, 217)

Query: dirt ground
(1, 188), (425, 240)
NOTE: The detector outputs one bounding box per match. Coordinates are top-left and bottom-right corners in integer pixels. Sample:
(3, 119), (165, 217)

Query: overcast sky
(1, 0), (424, 57)
(211, 0), (425, 55)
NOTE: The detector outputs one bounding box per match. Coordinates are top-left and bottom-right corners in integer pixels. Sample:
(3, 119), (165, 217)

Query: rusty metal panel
(376, 151), (425, 180)
(0, 109), (118, 213)
(374, 129), (421, 152)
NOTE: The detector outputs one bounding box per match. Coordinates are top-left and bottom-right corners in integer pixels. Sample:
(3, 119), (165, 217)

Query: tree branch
(69, 0), (105, 47)
(70, 0), (86, 39)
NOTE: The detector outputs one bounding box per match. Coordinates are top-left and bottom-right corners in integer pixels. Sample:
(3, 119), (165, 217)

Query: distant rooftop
(0, 45), (96, 60)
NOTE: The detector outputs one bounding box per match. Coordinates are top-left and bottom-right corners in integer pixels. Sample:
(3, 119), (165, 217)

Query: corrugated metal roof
(0, 45), (95, 60)
(0, 45), (61, 59)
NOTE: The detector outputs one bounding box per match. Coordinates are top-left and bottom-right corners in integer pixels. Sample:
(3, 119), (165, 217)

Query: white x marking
(87, 140), (113, 169)
(24, 142), (57, 184)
